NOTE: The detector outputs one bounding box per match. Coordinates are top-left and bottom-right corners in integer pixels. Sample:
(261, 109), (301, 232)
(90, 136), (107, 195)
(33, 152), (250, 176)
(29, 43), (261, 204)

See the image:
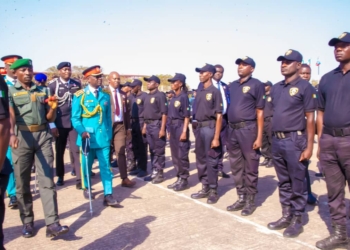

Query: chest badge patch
(289, 87), (299, 96)
(174, 101), (181, 107)
(206, 93), (212, 101)
(150, 97), (155, 104)
(137, 99), (142, 105)
(242, 86), (250, 93)
(267, 96), (272, 102)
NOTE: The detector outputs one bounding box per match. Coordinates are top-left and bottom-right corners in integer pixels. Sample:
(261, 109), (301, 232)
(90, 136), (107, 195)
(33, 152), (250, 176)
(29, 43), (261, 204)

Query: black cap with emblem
(235, 56), (256, 68)
(328, 32), (350, 46)
(57, 62), (71, 70)
(277, 49), (303, 62)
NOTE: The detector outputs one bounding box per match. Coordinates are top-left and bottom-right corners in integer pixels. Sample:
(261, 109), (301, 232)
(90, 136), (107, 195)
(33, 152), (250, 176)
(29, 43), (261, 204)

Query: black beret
(57, 62), (71, 70)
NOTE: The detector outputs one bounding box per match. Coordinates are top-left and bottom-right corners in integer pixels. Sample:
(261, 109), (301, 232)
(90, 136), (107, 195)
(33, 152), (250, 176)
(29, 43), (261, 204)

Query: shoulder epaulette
(102, 88), (111, 94)
(70, 79), (80, 85)
(74, 89), (84, 97)
(48, 79), (57, 85)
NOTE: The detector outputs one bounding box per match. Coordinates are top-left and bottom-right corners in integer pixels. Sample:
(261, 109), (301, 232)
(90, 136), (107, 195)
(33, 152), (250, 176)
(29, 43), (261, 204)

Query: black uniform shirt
(271, 77), (316, 132)
(144, 89), (168, 120)
(48, 78), (81, 128)
(318, 67), (350, 128)
(195, 84), (222, 122)
(131, 91), (148, 119)
(264, 94), (273, 118)
(0, 76), (9, 120)
(227, 77), (265, 123)
(168, 91), (191, 120)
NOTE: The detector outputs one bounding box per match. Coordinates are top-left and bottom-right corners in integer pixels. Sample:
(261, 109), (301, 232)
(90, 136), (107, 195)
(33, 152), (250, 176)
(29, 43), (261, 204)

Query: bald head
(108, 71), (121, 89)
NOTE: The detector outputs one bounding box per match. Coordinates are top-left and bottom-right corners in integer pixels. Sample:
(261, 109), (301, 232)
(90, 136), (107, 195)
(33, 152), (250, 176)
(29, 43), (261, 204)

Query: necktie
(114, 89), (120, 116)
(94, 89), (98, 99)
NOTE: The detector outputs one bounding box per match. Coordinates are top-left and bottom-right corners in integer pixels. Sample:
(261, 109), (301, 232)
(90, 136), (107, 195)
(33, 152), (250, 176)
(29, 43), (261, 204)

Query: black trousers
(261, 118), (272, 160)
(131, 119), (148, 171)
(55, 128), (81, 182)
(0, 174), (9, 250)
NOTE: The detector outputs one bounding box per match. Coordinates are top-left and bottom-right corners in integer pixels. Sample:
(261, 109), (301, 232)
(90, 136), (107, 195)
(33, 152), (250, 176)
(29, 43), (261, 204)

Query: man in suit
(71, 65), (119, 206)
(213, 64), (230, 178)
(108, 72), (135, 188)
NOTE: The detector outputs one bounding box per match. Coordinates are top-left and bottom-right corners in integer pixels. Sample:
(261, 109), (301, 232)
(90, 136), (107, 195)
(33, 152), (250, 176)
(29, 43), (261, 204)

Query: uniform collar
(281, 76), (301, 86)
(234, 76), (252, 85)
(60, 77), (70, 85)
(148, 89), (159, 95)
(334, 66), (350, 75)
(14, 81), (37, 90)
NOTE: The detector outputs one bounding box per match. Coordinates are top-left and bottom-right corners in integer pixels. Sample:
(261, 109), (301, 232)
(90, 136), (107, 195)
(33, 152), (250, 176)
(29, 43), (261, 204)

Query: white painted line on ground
(136, 177), (317, 250)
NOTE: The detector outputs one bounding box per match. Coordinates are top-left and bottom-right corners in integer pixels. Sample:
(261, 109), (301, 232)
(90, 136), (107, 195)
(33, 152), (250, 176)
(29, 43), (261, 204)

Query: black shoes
(307, 193), (318, 205)
(56, 177), (64, 186)
(266, 159), (274, 168)
(227, 195), (246, 211)
(46, 222), (69, 238)
(22, 222), (34, 238)
(71, 170), (76, 176)
(259, 158), (269, 166)
(283, 215), (303, 238)
(241, 195), (256, 216)
(76, 182), (82, 190)
(83, 189), (95, 200)
(173, 179), (189, 192)
(144, 169), (158, 182)
(103, 195), (120, 207)
(129, 169), (140, 176)
(167, 178), (181, 189)
(316, 224), (348, 249)
(207, 189), (219, 204)
(111, 160), (118, 168)
(191, 185), (210, 199)
(137, 170), (148, 178)
(218, 171), (230, 178)
(152, 170), (164, 184)
(8, 196), (18, 208)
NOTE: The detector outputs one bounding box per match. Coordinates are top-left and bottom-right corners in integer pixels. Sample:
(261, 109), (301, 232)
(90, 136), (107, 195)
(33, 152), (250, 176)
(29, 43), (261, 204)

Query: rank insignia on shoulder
(74, 89), (84, 97)
(102, 88), (111, 94)
(48, 79), (56, 85)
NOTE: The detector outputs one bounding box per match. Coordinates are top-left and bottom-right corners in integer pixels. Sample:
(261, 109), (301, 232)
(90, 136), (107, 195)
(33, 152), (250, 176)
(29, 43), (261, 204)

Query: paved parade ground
(3, 136), (349, 250)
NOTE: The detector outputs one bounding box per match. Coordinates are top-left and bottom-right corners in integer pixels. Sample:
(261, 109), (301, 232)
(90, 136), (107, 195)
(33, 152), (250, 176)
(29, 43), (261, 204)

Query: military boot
(268, 206), (293, 230)
(227, 194), (246, 211)
(316, 223), (348, 249)
(283, 215), (303, 238)
(191, 185), (210, 199)
(241, 194), (256, 216)
(152, 170), (164, 184)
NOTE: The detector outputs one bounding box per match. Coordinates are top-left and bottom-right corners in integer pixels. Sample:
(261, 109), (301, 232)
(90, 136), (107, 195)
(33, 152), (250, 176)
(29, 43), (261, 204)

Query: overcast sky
(1, 0), (349, 87)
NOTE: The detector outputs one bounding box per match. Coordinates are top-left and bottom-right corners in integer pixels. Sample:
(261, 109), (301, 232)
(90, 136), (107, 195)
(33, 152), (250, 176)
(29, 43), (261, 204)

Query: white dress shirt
(109, 85), (123, 122)
(213, 80), (227, 115)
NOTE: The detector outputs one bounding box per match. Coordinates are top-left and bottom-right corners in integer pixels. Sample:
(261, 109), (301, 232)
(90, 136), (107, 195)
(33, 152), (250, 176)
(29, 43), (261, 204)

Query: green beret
(10, 58), (33, 70)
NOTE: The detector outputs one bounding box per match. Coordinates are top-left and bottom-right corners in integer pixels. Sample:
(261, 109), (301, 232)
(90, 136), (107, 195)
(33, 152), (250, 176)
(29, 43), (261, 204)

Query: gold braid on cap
(80, 94), (102, 124)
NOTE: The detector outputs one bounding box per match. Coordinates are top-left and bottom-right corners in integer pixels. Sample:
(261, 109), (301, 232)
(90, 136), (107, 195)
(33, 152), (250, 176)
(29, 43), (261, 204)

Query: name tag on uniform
(59, 87), (65, 90)
(86, 127), (94, 133)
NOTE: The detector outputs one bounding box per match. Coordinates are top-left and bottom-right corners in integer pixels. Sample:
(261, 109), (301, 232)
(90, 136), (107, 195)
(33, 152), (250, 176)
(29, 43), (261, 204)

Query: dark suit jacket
(108, 87), (130, 130)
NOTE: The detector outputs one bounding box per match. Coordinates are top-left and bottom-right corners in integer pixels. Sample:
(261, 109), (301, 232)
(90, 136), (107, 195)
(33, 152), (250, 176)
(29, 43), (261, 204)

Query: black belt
(170, 119), (184, 125)
(144, 119), (160, 124)
(323, 126), (350, 137)
(197, 120), (215, 128)
(228, 120), (256, 130)
(273, 130), (304, 139)
(264, 117), (272, 122)
(113, 121), (123, 125)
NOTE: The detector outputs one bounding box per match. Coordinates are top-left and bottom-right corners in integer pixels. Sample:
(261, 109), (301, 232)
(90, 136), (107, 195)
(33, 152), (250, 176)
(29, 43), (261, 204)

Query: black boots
(167, 178), (181, 189)
(191, 185), (210, 199)
(241, 195), (256, 216)
(173, 179), (189, 192)
(268, 207), (293, 230)
(283, 215), (303, 238)
(207, 189), (219, 204)
(227, 195), (246, 211)
(152, 170), (164, 184)
(316, 224), (348, 249)
(46, 222), (69, 238)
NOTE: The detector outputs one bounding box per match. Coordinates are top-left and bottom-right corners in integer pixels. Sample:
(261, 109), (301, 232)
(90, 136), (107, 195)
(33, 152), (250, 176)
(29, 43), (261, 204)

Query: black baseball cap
(235, 56), (256, 68)
(195, 64), (216, 74)
(264, 81), (273, 87)
(168, 73), (186, 83)
(130, 79), (142, 87)
(122, 81), (131, 87)
(144, 75), (160, 84)
(277, 49), (303, 62)
(328, 32), (350, 46)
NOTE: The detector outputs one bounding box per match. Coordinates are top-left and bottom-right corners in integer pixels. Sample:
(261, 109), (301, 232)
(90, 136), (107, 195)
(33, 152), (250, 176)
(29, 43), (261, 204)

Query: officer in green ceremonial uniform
(8, 59), (69, 238)
(1, 54), (22, 209)
(71, 65), (119, 207)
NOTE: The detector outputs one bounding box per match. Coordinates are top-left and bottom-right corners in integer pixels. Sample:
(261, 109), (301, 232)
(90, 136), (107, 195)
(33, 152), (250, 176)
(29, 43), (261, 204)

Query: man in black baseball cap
(277, 49), (303, 62)
(315, 32), (350, 249)
(235, 56), (256, 68)
(144, 75), (160, 84)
